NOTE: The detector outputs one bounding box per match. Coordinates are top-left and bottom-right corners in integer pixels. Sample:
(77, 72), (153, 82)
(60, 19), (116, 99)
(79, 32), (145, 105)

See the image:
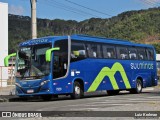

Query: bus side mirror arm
(45, 47), (60, 62)
(4, 53), (17, 67)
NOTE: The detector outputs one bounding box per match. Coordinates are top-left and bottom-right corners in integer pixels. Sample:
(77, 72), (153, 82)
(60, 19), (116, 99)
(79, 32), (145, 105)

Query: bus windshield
(15, 44), (51, 79)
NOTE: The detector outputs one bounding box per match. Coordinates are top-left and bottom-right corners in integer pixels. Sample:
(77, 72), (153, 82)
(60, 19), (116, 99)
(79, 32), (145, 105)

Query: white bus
(156, 54), (160, 79)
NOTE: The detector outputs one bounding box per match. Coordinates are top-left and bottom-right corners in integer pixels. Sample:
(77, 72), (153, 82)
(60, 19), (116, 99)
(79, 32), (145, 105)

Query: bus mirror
(46, 47), (60, 62)
(4, 53), (17, 67)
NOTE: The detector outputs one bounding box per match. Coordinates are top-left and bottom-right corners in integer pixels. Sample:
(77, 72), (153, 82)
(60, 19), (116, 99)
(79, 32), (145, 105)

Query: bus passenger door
(53, 40), (68, 79)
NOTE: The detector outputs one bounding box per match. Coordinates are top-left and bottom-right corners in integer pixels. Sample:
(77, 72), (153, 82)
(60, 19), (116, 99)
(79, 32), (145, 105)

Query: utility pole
(30, 0), (37, 39)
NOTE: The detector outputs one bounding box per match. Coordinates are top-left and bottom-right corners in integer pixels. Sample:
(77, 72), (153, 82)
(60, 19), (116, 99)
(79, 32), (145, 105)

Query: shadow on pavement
(6, 90), (159, 102)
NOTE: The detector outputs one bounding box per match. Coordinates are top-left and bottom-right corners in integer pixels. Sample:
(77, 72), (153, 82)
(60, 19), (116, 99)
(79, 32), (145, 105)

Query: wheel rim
(137, 81), (142, 92)
(75, 86), (80, 95)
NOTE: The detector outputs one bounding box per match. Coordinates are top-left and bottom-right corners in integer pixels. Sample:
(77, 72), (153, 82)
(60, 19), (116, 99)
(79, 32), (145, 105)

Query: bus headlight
(15, 83), (21, 87)
(40, 80), (49, 86)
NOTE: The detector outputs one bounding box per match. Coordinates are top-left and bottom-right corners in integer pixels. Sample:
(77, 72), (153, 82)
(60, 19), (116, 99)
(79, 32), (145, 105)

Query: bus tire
(107, 90), (119, 96)
(41, 95), (52, 101)
(130, 79), (142, 94)
(71, 81), (83, 99)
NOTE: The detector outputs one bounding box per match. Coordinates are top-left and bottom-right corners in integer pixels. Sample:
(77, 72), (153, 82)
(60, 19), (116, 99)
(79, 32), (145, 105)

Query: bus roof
(19, 34), (154, 48)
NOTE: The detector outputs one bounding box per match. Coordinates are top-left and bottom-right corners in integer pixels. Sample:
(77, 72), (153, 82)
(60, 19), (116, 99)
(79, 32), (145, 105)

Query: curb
(0, 98), (9, 102)
(0, 95), (18, 102)
(0, 96), (34, 102)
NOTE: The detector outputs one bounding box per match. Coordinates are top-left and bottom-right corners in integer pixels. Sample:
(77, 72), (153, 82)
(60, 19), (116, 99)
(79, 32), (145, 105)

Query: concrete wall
(0, 2), (8, 87)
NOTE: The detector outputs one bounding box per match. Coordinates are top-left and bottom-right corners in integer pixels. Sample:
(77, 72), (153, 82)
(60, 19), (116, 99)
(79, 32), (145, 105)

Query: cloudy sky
(0, 0), (160, 21)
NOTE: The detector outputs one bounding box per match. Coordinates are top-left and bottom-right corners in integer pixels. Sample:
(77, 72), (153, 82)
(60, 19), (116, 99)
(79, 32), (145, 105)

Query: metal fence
(0, 66), (15, 95)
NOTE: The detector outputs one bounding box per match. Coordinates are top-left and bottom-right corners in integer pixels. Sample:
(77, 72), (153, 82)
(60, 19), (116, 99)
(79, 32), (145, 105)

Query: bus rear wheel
(71, 81), (84, 99)
(130, 79), (142, 94)
(107, 90), (120, 96)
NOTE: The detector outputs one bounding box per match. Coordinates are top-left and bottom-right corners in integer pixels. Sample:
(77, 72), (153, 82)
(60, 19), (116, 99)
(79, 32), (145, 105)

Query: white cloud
(9, 5), (25, 15)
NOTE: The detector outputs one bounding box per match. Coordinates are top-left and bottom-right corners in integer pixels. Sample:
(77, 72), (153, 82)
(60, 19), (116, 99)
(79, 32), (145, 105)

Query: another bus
(4, 35), (158, 100)
(156, 54), (160, 80)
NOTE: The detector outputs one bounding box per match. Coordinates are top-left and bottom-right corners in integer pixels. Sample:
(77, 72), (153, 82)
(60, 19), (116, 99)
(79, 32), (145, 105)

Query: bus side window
(128, 47), (137, 60)
(86, 44), (96, 58)
(86, 42), (102, 58)
(107, 47), (116, 59)
(71, 41), (86, 62)
(146, 48), (154, 61)
(137, 48), (147, 60)
(117, 47), (129, 60)
(91, 45), (97, 58)
(102, 45), (116, 59)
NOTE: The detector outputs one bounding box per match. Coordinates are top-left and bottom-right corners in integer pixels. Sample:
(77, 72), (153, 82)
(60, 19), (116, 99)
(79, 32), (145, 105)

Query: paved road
(0, 87), (160, 119)
(0, 87), (159, 111)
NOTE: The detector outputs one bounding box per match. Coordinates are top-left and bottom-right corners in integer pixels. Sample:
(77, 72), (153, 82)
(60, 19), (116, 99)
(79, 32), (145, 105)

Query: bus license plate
(27, 89), (34, 93)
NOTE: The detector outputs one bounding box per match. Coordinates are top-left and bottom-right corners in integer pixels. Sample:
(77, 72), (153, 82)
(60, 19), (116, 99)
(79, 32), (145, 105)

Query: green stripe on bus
(87, 62), (131, 92)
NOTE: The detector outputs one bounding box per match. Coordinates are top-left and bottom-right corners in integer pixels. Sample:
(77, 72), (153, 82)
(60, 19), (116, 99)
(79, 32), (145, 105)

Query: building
(0, 2), (8, 87)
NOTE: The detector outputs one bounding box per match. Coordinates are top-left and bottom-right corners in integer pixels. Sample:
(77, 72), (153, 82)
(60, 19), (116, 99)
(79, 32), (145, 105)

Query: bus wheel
(71, 81), (83, 99)
(130, 79), (142, 94)
(107, 90), (119, 96)
(41, 95), (52, 101)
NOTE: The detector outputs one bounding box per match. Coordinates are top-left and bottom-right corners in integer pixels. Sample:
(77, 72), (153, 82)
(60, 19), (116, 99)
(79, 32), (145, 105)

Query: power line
(48, 0), (100, 17)
(40, 0), (85, 17)
(147, 0), (160, 5)
(38, 0), (95, 18)
(140, 0), (159, 7)
(65, 0), (112, 17)
(145, 0), (158, 6)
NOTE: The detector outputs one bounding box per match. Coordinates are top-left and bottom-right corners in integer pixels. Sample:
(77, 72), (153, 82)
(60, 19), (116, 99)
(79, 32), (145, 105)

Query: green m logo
(87, 62), (131, 92)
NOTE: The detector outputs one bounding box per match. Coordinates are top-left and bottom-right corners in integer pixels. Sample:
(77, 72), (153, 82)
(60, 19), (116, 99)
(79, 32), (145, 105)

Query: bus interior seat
(120, 54), (127, 59)
(93, 52), (97, 58)
(129, 53), (136, 59)
(139, 54), (144, 60)
(107, 52), (111, 58)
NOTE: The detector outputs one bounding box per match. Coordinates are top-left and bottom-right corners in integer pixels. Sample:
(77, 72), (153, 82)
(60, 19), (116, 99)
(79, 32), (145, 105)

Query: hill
(8, 7), (160, 53)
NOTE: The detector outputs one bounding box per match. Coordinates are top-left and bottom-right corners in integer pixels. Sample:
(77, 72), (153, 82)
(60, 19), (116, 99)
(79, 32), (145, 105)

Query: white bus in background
(156, 54), (160, 80)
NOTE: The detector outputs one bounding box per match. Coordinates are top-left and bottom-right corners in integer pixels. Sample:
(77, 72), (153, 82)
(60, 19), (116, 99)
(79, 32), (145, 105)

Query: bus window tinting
(102, 45), (116, 59)
(137, 48), (147, 60)
(86, 43), (102, 58)
(128, 47), (137, 60)
(146, 48), (154, 61)
(117, 47), (129, 60)
(71, 41), (86, 62)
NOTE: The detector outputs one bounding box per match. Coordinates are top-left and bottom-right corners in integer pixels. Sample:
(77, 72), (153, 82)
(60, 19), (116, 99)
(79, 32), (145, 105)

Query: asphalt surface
(0, 87), (160, 119)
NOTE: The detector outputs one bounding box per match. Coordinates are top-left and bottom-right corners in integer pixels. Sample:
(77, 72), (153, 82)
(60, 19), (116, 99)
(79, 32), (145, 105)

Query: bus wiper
(34, 75), (46, 79)
(20, 75), (46, 80)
